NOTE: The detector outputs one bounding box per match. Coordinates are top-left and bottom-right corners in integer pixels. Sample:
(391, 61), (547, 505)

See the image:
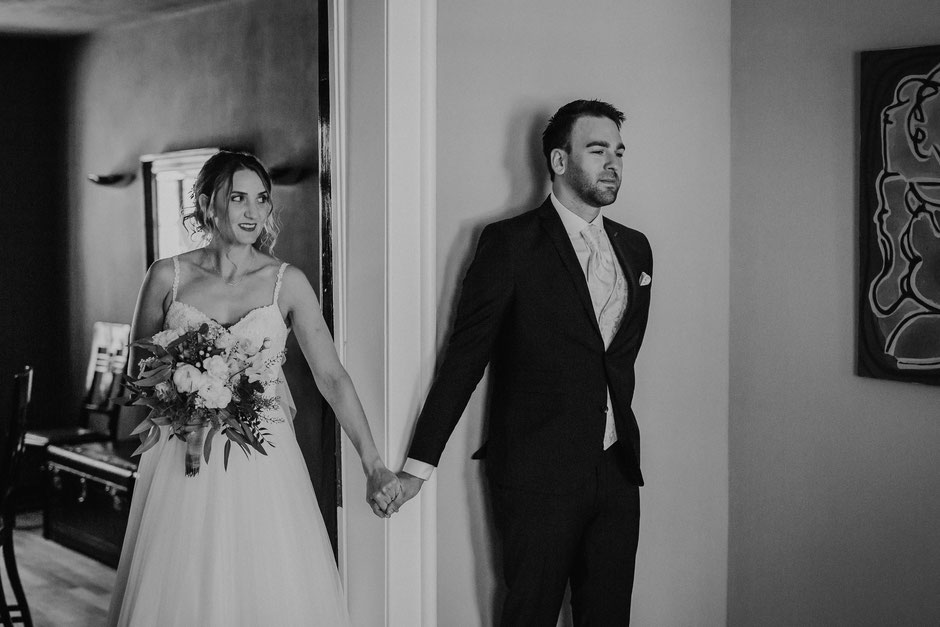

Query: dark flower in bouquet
(117, 323), (283, 476)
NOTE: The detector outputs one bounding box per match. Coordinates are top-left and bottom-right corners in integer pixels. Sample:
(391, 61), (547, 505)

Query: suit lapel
(537, 199), (601, 338)
(605, 219), (640, 348)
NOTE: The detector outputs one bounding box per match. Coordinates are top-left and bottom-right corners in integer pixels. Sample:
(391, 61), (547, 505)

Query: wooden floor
(1, 512), (114, 626)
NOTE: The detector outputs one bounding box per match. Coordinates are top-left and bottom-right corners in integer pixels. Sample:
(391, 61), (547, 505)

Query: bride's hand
(366, 465), (402, 518)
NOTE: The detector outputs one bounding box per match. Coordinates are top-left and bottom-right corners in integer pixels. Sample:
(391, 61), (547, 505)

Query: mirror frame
(140, 148), (218, 267)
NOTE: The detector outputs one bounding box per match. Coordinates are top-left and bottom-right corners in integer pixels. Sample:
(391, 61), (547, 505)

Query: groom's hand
(367, 466), (402, 519)
(387, 471), (425, 515)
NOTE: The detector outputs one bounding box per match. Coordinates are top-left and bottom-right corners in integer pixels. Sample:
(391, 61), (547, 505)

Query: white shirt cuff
(402, 458), (435, 481)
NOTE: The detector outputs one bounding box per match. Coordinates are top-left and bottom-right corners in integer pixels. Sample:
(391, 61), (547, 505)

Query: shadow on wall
(434, 100), (578, 625)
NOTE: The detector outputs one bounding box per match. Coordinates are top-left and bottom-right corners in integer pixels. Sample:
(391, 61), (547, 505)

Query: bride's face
(214, 168), (272, 246)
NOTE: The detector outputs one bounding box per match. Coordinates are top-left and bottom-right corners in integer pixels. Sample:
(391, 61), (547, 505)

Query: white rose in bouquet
(202, 355), (230, 381)
(154, 381), (175, 401)
(238, 337), (262, 356)
(215, 333), (238, 352)
(197, 376), (233, 409)
(173, 364), (205, 394)
(151, 329), (182, 348)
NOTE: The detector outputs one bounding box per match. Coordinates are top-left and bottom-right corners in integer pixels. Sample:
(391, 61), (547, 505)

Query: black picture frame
(858, 44), (940, 385)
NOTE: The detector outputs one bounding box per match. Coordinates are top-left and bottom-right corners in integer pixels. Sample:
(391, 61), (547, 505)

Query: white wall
(433, 1), (731, 624)
(730, 1), (940, 625)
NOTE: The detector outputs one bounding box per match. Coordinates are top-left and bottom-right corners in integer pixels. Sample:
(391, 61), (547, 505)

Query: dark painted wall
(70, 0), (320, 408)
(0, 36), (76, 427)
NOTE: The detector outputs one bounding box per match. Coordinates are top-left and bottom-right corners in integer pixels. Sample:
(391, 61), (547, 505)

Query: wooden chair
(25, 322), (131, 449)
(18, 323), (130, 512)
(0, 366), (35, 627)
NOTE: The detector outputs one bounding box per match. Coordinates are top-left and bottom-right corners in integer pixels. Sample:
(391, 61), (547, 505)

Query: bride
(108, 150), (399, 626)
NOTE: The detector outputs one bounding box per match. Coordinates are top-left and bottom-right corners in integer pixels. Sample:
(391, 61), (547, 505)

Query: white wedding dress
(108, 260), (350, 626)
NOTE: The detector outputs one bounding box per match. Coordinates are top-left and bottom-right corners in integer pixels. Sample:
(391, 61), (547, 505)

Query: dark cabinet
(44, 440), (138, 567)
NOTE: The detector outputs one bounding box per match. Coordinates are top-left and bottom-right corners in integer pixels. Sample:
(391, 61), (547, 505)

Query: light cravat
(582, 225), (617, 338)
(581, 223), (627, 450)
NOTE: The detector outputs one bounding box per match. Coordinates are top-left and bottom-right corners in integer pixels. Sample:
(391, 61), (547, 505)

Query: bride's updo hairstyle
(182, 150), (280, 254)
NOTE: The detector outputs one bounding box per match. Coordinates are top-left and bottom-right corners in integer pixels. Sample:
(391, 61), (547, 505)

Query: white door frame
(329, 1), (438, 624)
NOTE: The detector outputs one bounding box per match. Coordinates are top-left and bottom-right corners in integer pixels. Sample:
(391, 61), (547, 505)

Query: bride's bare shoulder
(257, 252), (284, 272)
(138, 257), (177, 304)
(278, 264), (316, 301)
(147, 256), (177, 283)
(173, 249), (206, 270)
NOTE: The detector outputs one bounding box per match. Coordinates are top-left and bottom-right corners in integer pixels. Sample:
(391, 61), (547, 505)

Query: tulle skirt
(107, 417), (350, 626)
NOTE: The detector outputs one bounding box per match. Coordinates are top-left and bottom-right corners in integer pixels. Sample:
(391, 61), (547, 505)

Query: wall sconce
(87, 173), (136, 187)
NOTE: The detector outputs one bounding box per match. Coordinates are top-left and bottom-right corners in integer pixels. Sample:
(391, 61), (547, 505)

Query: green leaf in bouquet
(145, 406), (164, 420)
(132, 425), (161, 457)
(132, 395), (161, 409)
(203, 425), (219, 463)
(133, 339), (167, 358)
(111, 394), (136, 406)
(147, 410), (172, 426)
(138, 363), (170, 379)
(130, 417), (155, 436)
(166, 333), (189, 351)
(224, 428), (250, 450)
(243, 432), (267, 456)
(223, 439), (232, 470)
(135, 368), (172, 387)
(253, 425), (274, 448)
(223, 429), (251, 459)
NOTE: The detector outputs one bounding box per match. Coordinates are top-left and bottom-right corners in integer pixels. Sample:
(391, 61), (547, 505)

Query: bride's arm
(280, 265), (401, 517)
(128, 258), (175, 376)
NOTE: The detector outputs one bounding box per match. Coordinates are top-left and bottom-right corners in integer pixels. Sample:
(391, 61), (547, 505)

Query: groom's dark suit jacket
(408, 197), (653, 492)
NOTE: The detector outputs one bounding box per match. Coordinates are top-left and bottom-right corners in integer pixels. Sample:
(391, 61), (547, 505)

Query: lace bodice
(163, 257), (292, 420)
(164, 300), (289, 354)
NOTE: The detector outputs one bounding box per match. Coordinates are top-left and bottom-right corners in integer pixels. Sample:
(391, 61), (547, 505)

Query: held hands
(367, 465), (402, 519)
(385, 471), (424, 516)
(365, 467), (425, 519)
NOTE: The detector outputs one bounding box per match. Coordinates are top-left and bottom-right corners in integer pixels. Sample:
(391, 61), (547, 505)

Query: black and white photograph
(1, 1), (939, 626)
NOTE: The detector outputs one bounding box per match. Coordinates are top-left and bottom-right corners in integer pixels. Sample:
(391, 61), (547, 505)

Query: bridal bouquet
(118, 323), (282, 476)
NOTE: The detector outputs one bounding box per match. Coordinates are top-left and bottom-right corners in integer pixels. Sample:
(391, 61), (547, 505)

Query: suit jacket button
(600, 405), (607, 413)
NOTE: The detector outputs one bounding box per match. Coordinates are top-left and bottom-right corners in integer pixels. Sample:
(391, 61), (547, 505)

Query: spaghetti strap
(272, 263), (288, 305)
(172, 256), (180, 301)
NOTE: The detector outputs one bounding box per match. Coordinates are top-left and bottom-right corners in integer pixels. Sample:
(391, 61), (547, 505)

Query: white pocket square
(639, 272), (651, 286)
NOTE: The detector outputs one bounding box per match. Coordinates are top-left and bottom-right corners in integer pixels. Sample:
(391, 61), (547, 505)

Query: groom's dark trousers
(407, 197), (653, 626)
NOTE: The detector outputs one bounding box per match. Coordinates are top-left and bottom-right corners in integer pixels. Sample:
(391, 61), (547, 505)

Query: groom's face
(563, 116), (625, 208)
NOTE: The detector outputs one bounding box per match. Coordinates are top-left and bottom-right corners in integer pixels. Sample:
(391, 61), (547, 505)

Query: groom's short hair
(542, 99), (625, 180)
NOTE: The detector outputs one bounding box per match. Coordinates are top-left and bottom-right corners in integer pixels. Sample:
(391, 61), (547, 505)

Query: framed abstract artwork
(858, 45), (940, 384)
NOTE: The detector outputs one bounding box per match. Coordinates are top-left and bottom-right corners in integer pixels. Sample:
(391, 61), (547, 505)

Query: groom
(393, 99), (653, 625)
